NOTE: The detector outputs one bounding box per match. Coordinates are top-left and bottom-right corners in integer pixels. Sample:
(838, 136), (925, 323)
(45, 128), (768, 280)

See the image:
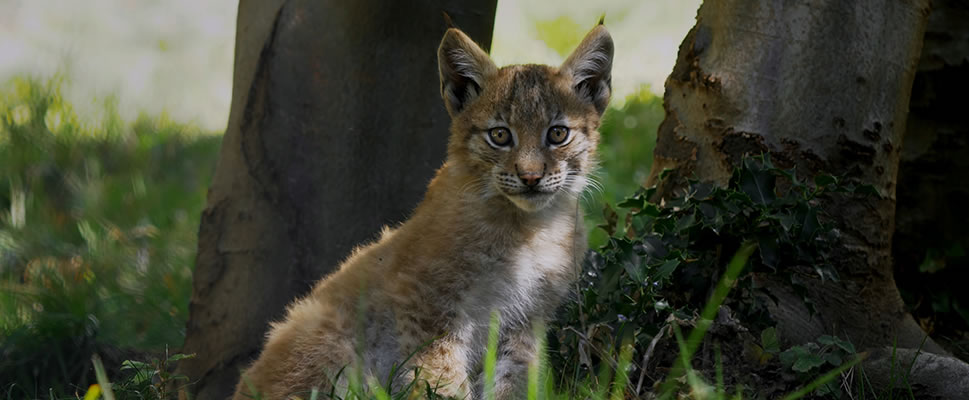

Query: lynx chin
(233, 23), (613, 400)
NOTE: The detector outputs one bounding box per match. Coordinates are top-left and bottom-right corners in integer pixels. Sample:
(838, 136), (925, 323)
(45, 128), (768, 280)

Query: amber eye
(488, 127), (513, 147)
(547, 126), (570, 145)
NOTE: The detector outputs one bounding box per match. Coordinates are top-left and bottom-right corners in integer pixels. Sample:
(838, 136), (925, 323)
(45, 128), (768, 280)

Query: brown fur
(233, 25), (613, 400)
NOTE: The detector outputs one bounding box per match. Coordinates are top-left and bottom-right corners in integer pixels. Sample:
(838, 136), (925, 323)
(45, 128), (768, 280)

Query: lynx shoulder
(233, 23), (613, 400)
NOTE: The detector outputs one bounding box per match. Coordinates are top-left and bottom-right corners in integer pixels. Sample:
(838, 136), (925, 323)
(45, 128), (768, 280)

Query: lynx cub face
(439, 26), (612, 211)
(232, 24), (613, 400)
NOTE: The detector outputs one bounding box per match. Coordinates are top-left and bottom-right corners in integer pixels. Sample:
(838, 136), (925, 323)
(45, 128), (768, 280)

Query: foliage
(87, 351), (195, 400)
(584, 88), (664, 248)
(0, 77), (220, 396)
(550, 154), (872, 394)
(779, 335), (857, 398)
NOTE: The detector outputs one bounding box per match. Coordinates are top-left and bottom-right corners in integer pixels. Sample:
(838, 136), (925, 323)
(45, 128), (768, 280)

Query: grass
(78, 243), (855, 400)
(0, 76), (220, 396)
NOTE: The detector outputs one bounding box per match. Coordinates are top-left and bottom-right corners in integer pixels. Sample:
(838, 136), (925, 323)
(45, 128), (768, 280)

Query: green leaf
(622, 256), (645, 284)
(740, 158), (776, 205)
(167, 353), (196, 362)
(617, 196), (645, 209)
(824, 352), (843, 366)
(818, 335), (855, 354)
(814, 174), (837, 187)
(780, 345), (809, 367)
(798, 207), (820, 242)
(792, 353), (826, 372)
(852, 183), (881, 197)
(121, 360), (156, 385)
(757, 235), (780, 270)
(633, 203), (662, 217)
(654, 259), (680, 281)
(121, 360), (150, 370)
(831, 336), (856, 354)
(815, 380), (838, 396)
(760, 327), (780, 354)
(675, 211), (697, 231)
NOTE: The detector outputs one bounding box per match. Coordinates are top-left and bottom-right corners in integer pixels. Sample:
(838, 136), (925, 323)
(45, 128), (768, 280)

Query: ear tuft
(561, 25), (613, 115)
(442, 11), (455, 29)
(438, 29), (497, 117)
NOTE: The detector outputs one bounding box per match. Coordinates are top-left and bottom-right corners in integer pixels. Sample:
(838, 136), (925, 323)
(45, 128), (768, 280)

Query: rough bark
(647, 0), (942, 356)
(175, 1), (497, 399)
(892, 0), (969, 354)
(862, 348), (969, 399)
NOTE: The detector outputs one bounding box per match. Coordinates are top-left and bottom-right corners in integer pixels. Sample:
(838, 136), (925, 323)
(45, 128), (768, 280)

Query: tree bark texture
(175, 1), (497, 399)
(892, 0), (969, 352)
(647, 0), (940, 355)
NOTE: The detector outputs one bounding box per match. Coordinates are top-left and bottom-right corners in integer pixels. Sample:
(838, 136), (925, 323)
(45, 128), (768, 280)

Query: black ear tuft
(437, 29), (497, 117)
(561, 25), (614, 115)
(442, 11), (455, 29)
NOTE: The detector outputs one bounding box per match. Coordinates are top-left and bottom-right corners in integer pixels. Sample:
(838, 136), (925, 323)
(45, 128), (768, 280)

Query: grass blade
(91, 355), (116, 400)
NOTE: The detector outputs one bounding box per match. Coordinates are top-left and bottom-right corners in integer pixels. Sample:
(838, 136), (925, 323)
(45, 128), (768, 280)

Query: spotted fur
(233, 24), (613, 400)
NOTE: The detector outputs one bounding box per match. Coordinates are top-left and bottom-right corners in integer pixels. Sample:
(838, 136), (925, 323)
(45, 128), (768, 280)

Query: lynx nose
(518, 171), (543, 187)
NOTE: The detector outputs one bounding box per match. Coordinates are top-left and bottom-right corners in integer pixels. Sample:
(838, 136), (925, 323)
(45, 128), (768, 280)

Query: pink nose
(518, 171), (542, 187)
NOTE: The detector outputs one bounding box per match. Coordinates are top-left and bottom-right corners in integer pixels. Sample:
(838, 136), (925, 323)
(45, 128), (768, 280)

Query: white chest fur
(498, 214), (576, 325)
(457, 213), (579, 358)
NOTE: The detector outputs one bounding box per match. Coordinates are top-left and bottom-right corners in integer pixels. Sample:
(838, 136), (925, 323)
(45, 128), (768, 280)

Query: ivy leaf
(636, 235), (668, 260)
(623, 256), (645, 284)
(798, 207), (820, 242)
(761, 327), (780, 354)
(779, 345), (809, 367)
(675, 211), (697, 231)
(740, 158), (776, 205)
(757, 235), (780, 270)
(814, 174), (837, 187)
(617, 196), (644, 209)
(815, 381), (838, 396)
(614, 239), (645, 284)
(852, 183), (881, 198)
(634, 203), (662, 217)
(777, 212), (796, 233)
(824, 352), (843, 366)
(654, 259), (681, 281)
(818, 335), (856, 353)
(792, 353), (826, 372)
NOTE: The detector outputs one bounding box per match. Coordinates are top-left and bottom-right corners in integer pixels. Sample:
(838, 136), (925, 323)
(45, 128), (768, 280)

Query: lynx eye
(547, 126), (570, 145)
(487, 127), (513, 147)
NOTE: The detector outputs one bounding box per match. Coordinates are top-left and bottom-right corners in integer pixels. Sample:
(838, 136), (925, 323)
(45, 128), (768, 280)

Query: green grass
(0, 76), (220, 396)
(80, 243), (852, 400)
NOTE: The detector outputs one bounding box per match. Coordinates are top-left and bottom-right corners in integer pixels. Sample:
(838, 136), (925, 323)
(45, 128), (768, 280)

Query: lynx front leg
(490, 322), (540, 400)
(407, 333), (472, 398)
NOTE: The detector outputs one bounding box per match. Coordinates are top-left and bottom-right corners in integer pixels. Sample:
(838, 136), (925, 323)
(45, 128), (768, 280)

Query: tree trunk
(892, 0), (969, 357)
(174, 1), (497, 399)
(648, 0), (940, 355)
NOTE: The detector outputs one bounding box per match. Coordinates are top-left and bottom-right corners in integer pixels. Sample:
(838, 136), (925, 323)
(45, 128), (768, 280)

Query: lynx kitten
(234, 23), (613, 400)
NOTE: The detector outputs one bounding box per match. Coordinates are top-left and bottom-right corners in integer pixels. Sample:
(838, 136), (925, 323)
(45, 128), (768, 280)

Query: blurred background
(0, 0), (700, 396)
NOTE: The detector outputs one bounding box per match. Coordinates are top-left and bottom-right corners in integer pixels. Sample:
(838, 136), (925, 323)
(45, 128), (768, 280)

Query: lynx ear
(438, 28), (497, 117)
(561, 25), (614, 115)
